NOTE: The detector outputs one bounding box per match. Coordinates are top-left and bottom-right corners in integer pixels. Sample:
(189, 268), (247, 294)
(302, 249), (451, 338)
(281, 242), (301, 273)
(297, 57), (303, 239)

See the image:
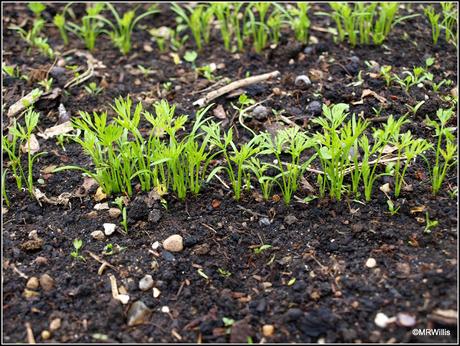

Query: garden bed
(2, 2), (458, 343)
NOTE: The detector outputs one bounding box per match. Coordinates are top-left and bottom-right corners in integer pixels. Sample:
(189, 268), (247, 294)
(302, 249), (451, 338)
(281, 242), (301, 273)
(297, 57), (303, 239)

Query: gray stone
(295, 75), (311, 88)
(252, 105), (270, 120)
(127, 300), (151, 326)
(148, 209), (161, 223)
(139, 275), (154, 291)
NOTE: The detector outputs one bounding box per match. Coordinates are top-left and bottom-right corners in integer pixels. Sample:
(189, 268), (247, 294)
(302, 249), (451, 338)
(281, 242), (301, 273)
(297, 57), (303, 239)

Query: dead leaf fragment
(354, 89), (387, 105)
(94, 187), (107, 202)
(7, 88), (43, 117)
(213, 104), (227, 119)
(20, 134), (40, 154)
(410, 206), (426, 214)
(37, 121), (73, 139)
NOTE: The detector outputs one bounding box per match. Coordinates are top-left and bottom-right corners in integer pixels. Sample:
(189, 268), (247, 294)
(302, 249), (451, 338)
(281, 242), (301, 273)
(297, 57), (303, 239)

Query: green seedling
(424, 108), (457, 195)
(380, 65), (393, 86)
(393, 66), (430, 92)
(137, 65), (154, 78)
(184, 50), (198, 68)
(2, 169), (10, 207)
(102, 243), (114, 255)
(171, 3), (214, 51)
(10, 3), (54, 57)
(66, 3), (106, 51)
(405, 100), (425, 116)
(2, 65), (21, 78)
(206, 123), (260, 201)
(53, 12), (68, 45)
(99, 3), (160, 54)
(424, 6), (441, 45)
(424, 212), (438, 233)
(84, 82), (103, 95)
(246, 157), (274, 201)
(7, 108), (47, 197)
(71, 238), (85, 261)
(287, 277), (297, 286)
(360, 115), (408, 201)
(312, 103), (367, 200)
(114, 196), (128, 233)
(217, 268), (232, 278)
(386, 199), (400, 215)
(246, 2), (271, 53)
(38, 77), (53, 92)
(253, 244), (272, 255)
(392, 132), (432, 198)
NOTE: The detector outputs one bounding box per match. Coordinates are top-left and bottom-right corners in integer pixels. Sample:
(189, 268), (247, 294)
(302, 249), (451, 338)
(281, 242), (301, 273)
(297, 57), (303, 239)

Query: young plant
(2, 169), (10, 207)
(253, 244), (272, 255)
(392, 132), (432, 198)
(171, 3), (214, 51)
(424, 212), (439, 233)
(393, 66), (429, 92)
(380, 65), (393, 86)
(66, 3), (106, 51)
(246, 157), (274, 201)
(277, 3), (311, 43)
(84, 81), (103, 95)
(113, 196), (128, 233)
(211, 3), (232, 51)
(360, 115), (408, 201)
(101, 3), (160, 54)
(312, 103), (367, 200)
(424, 108), (458, 195)
(3, 65), (21, 78)
(53, 12), (68, 45)
(259, 127), (316, 204)
(38, 77), (53, 92)
(7, 108), (46, 196)
(10, 3), (54, 57)
(246, 3), (271, 53)
(386, 199), (400, 215)
(71, 238), (85, 261)
(424, 5), (442, 45)
(183, 50), (198, 68)
(205, 124), (259, 201)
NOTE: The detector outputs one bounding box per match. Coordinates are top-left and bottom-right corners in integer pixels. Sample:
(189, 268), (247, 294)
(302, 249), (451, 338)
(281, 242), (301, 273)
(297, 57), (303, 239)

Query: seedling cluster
(44, 97), (456, 206)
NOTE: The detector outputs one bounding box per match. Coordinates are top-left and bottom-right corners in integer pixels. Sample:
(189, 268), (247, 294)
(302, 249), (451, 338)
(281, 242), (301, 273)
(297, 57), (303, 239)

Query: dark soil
(2, 2), (458, 343)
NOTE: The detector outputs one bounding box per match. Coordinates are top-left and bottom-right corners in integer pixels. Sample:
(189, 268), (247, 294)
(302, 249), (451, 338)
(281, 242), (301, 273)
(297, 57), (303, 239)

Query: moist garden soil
(2, 2), (458, 343)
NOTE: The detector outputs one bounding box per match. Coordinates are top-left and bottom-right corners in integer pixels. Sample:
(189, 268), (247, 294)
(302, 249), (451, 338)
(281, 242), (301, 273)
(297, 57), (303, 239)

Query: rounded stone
(163, 235), (184, 252)
(306, 101), (322, 116)
(262, 324), (275, 337)
(91, 230), (105, 241)
(26, 276), (39, 290)
(139, 275), (154, 291)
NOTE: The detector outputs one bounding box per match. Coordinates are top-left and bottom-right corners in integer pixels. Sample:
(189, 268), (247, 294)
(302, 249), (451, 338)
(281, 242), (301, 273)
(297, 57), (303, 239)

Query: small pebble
(163, 235), (183, 252)
(252, 105), (270, 120)
(94, 203), (109, 211)
(374, 312), (390, 328)
(39, 274), (54, 292)
(306, 101), (322, 116)
(397, 313), (416, 327)
(161, 306), (170, 313)
(41, 330), (51, 340)
(262, 324), (275, 337)
(139, 275), (154, 291)
(153, 287), (161, 298)
(108, 208), (121, 218)
(127, 300), (151, 326)
(366, 258), (377, 268)
(284, 215), (298, 225)
(91, 230), (105, 241)
(152, 241), (160, 250)
(103, 223), (116, 236)
(49, 318), (61, 331)
(259, 217), (271, 226)
(295, 75), (311, 88)
(26, 277), (39, 290)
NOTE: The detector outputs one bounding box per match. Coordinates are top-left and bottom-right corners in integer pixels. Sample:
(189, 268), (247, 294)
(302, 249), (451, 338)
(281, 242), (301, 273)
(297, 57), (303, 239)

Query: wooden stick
(25, 322), (35, 344)
(193, 71), (280, 107)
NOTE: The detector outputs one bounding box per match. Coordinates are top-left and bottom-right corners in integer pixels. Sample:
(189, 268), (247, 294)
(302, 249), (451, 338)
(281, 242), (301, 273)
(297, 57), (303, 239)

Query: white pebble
(103, 223), (116, 236)
(366, 258), (377, 268)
